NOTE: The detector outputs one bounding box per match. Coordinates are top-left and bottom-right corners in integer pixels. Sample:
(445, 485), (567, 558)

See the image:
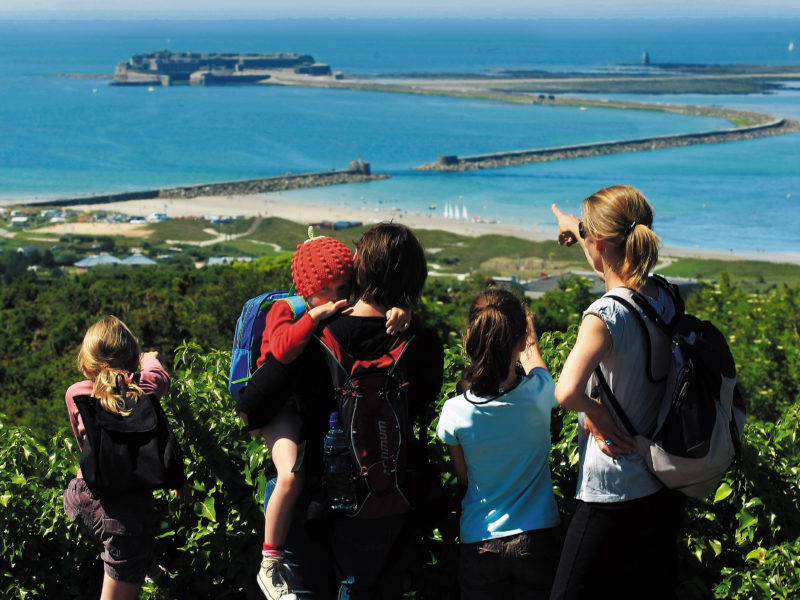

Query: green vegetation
(5, 210), (799, 290)
(658, 258), (800, 288)
(2, 213), (800, 597)
(144, 219), (217, 243)
(419, 233), (586, 275)
(0, 257), (292, 435)
(1, 260), (799, 597)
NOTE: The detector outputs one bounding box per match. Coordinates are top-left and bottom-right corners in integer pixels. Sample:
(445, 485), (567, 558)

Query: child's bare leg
(100, 574), (141, 600)
(261, 407), (305, 549)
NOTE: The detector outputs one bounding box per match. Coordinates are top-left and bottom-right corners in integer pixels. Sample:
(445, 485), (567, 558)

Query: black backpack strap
(650, 273), (685, 319)
(72, 394), (99, 444)
(387, 334), (416, 378)
(605, 293), (665, 385)
(316, 334), (350, 388)
(593, 367), (638, 437)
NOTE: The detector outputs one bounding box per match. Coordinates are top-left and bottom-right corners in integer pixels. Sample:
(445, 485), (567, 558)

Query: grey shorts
(63, 477), (155, 583)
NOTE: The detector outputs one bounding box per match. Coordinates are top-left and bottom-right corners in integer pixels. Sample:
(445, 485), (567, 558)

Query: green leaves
(1, 272), (800, 598)
(714, 482), (733, 503)
(199, 497), (216, 522)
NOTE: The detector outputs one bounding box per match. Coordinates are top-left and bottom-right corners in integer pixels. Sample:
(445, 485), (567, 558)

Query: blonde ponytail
(77, 316), (144, 416)
(91, 367), (145, 416)
(622, 223), (661, 289)
(582, 185), (661, 289)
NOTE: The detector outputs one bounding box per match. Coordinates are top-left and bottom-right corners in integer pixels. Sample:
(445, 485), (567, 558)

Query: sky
(3, 0), (800, 20)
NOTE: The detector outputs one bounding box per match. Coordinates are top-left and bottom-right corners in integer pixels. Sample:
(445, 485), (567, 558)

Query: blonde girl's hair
(76, 316), (144, 416)
(459, 288), (528, 398)
(582, 185), (662, 289)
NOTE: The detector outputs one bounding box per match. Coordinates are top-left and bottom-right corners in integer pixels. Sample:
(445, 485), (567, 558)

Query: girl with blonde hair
(550, 186), (685, 599)
(63, 316), (171, 600)
(437, 288), (560, 599)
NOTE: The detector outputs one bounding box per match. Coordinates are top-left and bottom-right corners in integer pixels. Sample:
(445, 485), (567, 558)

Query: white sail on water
(462, 205), (468, 220)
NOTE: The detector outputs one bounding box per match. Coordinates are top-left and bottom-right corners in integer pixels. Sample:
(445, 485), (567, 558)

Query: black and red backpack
(316, 328), (417, 519)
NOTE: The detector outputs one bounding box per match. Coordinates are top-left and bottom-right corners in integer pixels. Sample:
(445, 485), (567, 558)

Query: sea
(1, 18), (799, 254)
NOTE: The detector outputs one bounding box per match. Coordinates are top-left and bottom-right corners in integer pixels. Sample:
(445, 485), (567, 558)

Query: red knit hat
(291, 235), (354, 298)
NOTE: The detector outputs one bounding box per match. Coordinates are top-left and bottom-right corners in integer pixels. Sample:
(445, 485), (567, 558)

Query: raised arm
(551, 203), (604, 280)
(139, 351), (170, 398)
(520, 311), (547, 374)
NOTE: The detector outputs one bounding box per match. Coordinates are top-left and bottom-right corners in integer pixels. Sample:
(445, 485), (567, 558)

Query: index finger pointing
(551, 203), (564, 219)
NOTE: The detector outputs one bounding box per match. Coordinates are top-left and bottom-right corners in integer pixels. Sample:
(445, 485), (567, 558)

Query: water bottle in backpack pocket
(317, 329), (416, 518)
(323, 412), (358, 513)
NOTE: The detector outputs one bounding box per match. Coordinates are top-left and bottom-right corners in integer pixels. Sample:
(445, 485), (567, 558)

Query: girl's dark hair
(354, 223), (427, 309)
(459, 288), (528, 398)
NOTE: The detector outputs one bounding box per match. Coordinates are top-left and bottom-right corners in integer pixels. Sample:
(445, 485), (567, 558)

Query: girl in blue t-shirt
(437, 288), (560, 600)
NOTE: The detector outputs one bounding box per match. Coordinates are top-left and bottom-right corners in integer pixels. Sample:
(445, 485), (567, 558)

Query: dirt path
(166, 215), (264, 247)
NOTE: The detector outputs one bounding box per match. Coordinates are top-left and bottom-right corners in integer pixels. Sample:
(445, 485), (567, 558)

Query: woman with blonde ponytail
(550, 186), (685, 599)
(437, 288), (560, 599)
(63, 316), (170, 600)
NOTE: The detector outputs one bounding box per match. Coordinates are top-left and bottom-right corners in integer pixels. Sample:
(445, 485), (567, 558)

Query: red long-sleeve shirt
(256, 299), (315, 367)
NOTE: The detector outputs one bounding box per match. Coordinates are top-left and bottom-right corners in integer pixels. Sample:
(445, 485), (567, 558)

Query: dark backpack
(74, 392), (184, 497)
(594, 274), (746, 499)
(316, 328), (417, 518)
(228, 290), (306, 401)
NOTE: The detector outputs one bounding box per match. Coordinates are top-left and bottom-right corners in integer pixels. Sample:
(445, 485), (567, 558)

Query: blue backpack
(228, 289), (306, 401)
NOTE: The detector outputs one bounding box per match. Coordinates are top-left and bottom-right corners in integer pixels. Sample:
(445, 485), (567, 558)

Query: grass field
(5, 212), (799, 288)
(145, 219), (218, 242)
(658, 258), (800, 287)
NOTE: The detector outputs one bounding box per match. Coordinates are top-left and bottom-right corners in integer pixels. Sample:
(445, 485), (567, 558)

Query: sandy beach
(24, 192), (800, 266)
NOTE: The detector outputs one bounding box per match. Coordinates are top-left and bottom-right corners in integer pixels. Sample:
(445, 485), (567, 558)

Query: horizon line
(3, 14), (800, 21)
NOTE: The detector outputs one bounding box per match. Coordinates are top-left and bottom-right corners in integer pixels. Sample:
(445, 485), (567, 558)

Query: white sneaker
(256, 556), (297, 600)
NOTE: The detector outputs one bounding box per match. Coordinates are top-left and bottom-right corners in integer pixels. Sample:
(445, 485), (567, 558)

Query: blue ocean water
(1, 19), (798, 253)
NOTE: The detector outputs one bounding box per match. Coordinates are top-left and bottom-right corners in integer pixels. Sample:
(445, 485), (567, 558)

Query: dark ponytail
(459, 288), (527, 398)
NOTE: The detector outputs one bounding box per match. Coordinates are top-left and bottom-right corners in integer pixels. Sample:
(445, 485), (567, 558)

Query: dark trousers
(550, 488), (685, 600)
(460, 528), (560, 600)
(265, 477), (407, 599)
(332, 514), (407, 599)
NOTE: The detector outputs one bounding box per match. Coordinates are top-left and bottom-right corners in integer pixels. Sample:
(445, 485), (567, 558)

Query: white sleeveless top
(575, 281), (676, 503)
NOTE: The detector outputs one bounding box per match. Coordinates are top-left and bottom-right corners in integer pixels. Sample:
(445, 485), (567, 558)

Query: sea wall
(25, 163), (387, 207)
(417, 118), (800, 171)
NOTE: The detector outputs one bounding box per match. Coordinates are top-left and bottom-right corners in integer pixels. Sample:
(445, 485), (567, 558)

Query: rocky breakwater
(28, 162), (387, 208)
(417, 116), (800, 171)
(158, 161), (388, 200)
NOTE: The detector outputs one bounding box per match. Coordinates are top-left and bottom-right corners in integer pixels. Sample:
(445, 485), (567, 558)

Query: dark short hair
(354, 223), (427, 309)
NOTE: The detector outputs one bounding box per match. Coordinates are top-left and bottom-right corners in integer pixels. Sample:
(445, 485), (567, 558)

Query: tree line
(1, 260), (799, 597)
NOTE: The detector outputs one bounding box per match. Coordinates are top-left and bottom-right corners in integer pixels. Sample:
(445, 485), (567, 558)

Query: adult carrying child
(236, 231), (410, 600)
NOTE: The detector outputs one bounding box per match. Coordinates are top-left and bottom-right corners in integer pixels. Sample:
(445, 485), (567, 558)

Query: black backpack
(74, 392), (185, 497)
(316, 328), (417, 518)
(594, 274), (746, 499)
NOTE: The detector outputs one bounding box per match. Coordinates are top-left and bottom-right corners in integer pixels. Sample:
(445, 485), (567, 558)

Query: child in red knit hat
(250, 231), (409, 600)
